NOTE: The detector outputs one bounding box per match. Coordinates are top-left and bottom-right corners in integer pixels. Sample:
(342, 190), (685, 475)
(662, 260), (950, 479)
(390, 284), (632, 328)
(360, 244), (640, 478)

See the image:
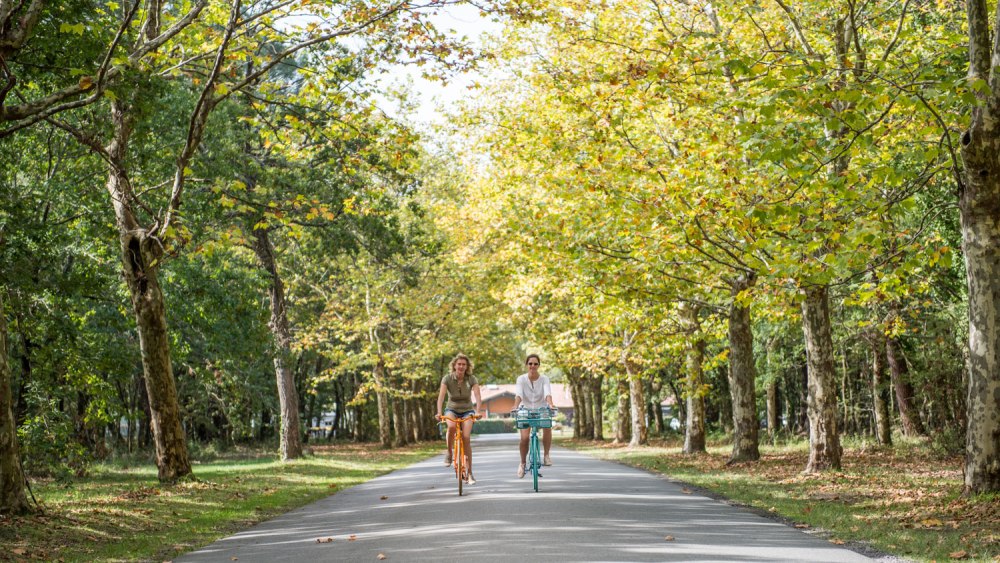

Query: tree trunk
(251, 228), (303, 460)
(766, 380), (779, 442)
(373, 359), (391, 448)
(653, 393), (665, 435)
(107, 101), (191, 482)
(568, 368), (589, 438)
(681, 302), (706, 454)
(569, 379), (583, 438)
(626, 363), (647, 447)
(869, 329), (892, 446)
(0, 291), (30, 514)
(727, 274), (759, 463)
(590, 372), (604, 440)
(885, 333), (925, 437)
(390, 365), (407, 448)
(409, 379), (422, 443)
(800, 286), (842, 472)
(582, 372), (596, 438)
(614, 377), (630, 444)
(961, 0), (1000, 494)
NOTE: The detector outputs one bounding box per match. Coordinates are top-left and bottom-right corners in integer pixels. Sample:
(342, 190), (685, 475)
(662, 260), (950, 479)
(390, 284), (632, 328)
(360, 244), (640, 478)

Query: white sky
(375, 4), (504, 129)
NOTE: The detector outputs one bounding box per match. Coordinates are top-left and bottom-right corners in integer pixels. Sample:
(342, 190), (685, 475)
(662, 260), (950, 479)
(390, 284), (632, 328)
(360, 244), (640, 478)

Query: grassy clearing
(562, 435), (1000, 563)
(0, 442), (439, 563)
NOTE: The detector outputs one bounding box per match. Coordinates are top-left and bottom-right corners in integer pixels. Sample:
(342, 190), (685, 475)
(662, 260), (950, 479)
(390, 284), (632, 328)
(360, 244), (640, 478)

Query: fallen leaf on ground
(12, 548), (26, 555)
(794, 524), (810, 529)
(377, 554), (387, 560)
(664, 536), (675, 541)
(316, 537), (334, 543)
(380, 496), (389, 500)
(349, 534), (357, 541)
(949, 550), (968, 559)
(230, 558), (238, 561)
(829, 539), (845, 545)
(681, 488), (692, 494)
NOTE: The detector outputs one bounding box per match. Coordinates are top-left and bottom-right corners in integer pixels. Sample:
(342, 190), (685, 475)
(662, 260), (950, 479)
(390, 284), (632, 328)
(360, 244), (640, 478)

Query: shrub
(472, 418), (516, 434)
(18, 407), (90, 480)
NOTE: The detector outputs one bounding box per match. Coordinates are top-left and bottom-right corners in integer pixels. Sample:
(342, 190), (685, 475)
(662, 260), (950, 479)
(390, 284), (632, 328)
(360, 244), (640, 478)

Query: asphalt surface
(176, 434), (885, 562)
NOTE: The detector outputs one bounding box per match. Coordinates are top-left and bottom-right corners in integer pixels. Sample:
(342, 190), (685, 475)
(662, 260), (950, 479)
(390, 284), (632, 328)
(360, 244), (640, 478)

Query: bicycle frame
(514, 407), (554, 492)
(437, 413), (480, 496)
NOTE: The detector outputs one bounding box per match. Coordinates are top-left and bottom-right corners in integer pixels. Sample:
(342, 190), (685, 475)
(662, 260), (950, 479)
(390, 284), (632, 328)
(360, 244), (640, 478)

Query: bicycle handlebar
(436, 413), (483, 423)
(512, 406), (556, 416)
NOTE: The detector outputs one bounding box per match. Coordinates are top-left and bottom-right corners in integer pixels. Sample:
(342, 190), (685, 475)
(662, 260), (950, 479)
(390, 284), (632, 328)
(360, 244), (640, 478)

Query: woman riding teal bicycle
(513, 354), (555, 478)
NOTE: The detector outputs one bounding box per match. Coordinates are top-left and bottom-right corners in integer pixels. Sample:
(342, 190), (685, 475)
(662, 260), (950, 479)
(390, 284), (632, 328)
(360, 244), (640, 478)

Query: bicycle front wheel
(456, 439), (464, 496)
(530, 432), (540, 492)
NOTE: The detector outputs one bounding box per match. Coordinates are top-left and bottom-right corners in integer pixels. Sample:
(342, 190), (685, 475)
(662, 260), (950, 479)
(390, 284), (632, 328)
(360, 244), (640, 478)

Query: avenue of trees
(2, 0), (1000, 515)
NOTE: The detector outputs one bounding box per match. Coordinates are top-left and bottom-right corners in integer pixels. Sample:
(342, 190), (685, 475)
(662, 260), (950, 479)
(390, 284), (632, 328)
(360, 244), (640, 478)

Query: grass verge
(0, 442), (439, 563)
(561, 435), (999, 563)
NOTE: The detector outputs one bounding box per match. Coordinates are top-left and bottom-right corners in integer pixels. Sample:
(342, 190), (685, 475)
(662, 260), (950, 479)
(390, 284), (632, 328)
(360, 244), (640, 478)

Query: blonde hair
(449, 353), (474, 376)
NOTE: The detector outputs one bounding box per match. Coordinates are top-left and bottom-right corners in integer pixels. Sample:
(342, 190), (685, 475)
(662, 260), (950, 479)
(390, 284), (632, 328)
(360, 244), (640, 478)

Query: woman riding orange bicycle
(435, 353), (484, 485)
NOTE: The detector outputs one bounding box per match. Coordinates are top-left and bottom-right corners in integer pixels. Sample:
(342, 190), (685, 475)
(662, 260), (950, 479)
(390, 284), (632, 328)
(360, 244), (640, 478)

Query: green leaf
(59, 23), (86, 35)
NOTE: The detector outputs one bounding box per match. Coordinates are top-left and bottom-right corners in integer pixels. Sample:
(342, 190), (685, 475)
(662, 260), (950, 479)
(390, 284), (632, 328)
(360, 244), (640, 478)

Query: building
(477, 383), (575, 426)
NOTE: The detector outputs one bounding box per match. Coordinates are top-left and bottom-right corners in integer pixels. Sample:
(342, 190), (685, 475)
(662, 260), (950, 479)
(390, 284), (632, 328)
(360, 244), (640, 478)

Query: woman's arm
(436, 383), (448, 417)
(473, 384), (483, 416)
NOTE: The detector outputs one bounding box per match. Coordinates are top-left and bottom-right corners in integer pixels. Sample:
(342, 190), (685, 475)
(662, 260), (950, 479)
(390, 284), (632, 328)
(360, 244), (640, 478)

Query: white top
(515, 373), (552, 408)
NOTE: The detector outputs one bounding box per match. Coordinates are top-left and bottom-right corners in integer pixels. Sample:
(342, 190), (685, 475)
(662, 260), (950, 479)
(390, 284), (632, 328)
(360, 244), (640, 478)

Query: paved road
(177, 434), (883, 562)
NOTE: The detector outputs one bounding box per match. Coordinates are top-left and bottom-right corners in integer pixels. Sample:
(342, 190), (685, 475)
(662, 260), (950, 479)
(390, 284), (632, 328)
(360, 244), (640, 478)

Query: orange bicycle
(437, 413), (481, 495)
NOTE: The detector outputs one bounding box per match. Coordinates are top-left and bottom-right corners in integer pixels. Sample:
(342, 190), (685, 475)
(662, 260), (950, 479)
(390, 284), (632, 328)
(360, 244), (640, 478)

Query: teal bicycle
(514, 406), (554, 492)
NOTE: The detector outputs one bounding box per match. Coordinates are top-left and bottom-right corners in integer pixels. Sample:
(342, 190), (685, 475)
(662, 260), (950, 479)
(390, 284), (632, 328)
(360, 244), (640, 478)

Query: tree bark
(107, 100), (191, 482)
(590, 372), (604, 440)
(568, 367), (589, 438)
(373, 359), (391, 448)
(869, 329), (892, 446)
(800, 286), (842, 472)
(614, 376), (630, 444)
(681, 302), (706, 454)
(623, 333), (647, 447)
(390, 365), (407, 448)
(961, 0), (1000, 497)
(251, 228), (303, 460)
(885, 333), (925, 437)
(0, 291), (30, 514)
(568, 378), (582, 438)
(727, 274), (759, 463)
(766, 380), (779, 441)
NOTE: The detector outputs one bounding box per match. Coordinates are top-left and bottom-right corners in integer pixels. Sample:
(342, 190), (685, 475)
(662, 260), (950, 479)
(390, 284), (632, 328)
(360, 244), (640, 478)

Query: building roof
(477, 383), (574, 409)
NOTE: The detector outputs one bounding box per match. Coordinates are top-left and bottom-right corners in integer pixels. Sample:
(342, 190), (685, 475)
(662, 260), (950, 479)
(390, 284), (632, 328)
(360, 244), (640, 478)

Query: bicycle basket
(515, 408), (553, 429)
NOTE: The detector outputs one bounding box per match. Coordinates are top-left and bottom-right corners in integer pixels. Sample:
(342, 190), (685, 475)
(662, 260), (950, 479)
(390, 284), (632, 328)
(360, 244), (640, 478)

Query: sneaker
(466, 473), (476, 485)
(444, 453), (452, 466)
(517, 463), (525, 478)
(543, 454), (552, 466)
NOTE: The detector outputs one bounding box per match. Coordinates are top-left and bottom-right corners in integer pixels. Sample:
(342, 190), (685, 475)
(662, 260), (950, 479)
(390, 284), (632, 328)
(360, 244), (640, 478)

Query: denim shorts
(445, 409), (476, 419)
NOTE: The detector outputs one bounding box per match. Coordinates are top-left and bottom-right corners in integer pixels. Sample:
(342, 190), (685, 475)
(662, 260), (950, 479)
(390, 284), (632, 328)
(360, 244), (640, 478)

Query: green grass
(563, 435), (999, 562)
(0, 442), (439, 562)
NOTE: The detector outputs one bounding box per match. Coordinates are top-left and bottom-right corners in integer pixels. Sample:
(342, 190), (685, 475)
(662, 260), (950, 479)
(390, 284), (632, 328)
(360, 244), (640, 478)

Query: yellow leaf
(79, 76), (94, 90)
